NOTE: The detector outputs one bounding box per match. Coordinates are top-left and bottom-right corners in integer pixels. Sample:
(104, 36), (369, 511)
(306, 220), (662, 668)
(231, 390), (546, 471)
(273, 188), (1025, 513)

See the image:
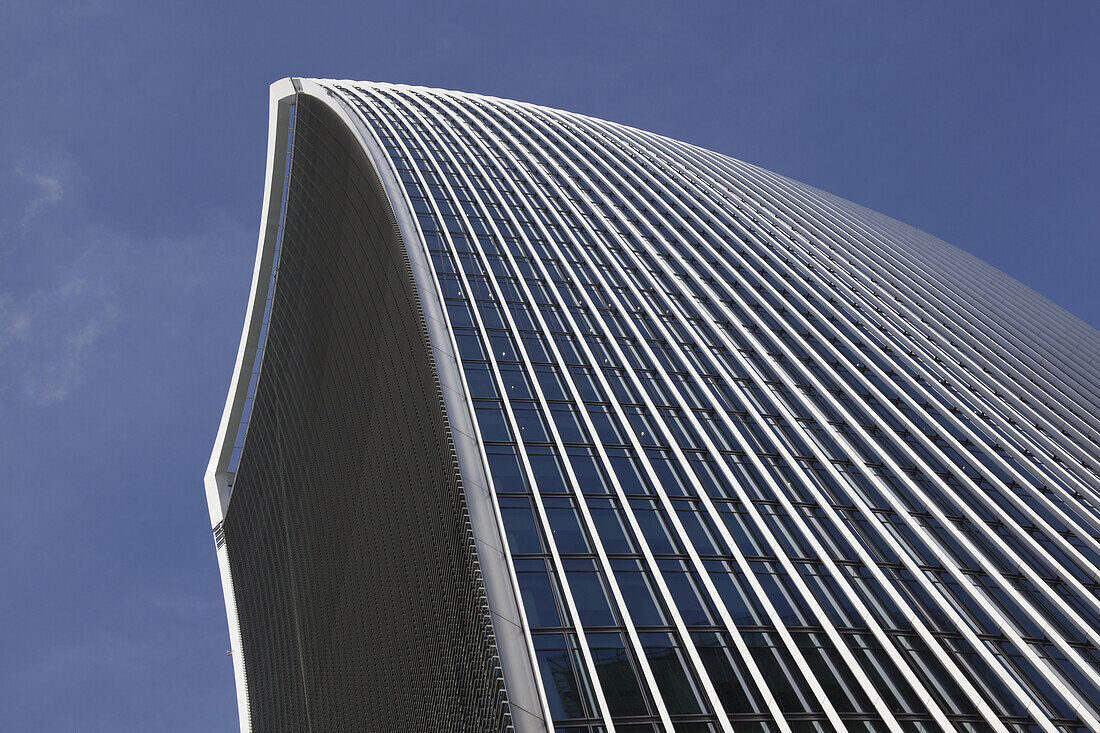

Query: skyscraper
(205, 78), (1100, 732)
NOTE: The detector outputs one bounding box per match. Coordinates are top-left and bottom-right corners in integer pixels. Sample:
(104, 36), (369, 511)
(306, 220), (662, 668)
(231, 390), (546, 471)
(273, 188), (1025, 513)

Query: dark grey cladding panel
(223, 96), (512, 732)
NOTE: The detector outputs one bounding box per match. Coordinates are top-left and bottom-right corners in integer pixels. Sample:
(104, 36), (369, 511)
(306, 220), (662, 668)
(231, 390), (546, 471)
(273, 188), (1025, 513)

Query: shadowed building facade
(205, 78), (1100, 733)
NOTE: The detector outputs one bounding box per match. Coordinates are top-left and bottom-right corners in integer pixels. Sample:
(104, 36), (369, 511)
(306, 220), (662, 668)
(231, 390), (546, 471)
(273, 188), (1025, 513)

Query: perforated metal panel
(222, 97), (512, 733)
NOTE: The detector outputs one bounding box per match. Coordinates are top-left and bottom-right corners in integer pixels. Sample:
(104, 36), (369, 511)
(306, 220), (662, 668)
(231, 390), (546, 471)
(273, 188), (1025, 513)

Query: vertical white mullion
(552, 112), (1098, 727)
(507, 104), (1029, 733)
(543, 109), (1100, 727)
(345, 88), (593, 729)
(376, 85), (690, 731)
(599, 119), (1100, 636)
(466, 99), (882, 731)
(684, 140), (1100, 478)
(422, 91), (814, 731)
(587, 117), (1100, 666)
(403, 88), (745, 732)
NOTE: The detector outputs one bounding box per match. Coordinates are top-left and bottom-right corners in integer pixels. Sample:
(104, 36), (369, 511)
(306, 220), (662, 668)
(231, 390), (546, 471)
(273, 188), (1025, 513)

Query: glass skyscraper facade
(205, 78), (1100, 733)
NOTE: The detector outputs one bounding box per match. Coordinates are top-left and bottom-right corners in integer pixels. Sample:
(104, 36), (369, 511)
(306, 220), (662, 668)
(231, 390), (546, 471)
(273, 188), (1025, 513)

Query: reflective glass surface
(306, 80), (1100, 732)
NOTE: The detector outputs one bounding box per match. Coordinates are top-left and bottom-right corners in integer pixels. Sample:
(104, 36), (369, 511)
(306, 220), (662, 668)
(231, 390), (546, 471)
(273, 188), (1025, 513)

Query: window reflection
(498, 496), (543, 554)
(586, 632), (650, 717)
(544, 497), (591, 554)
(639, 632), (706, 715)
(516, 558), (566, 628)
(533, 633), (593, 720)
(612, 559), (668, 626)
(562, 559), (617, 627)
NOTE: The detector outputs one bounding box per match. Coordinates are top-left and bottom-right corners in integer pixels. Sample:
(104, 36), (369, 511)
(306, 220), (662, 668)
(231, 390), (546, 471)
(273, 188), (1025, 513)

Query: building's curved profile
(205, 78), (1100, 732)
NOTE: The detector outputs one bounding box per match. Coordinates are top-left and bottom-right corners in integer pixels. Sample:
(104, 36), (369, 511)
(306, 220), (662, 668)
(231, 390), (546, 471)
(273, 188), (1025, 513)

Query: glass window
(602, 368), (643, 404)
(628, 499), (683, 554)
(655, 405), (699, 451)
(454, 327), (485, 359)
(742, 631), (812, 713)
(704, 559), (766, 626)
(485, 446), (527, 493)
(527, 446), (570, 493)
(566, 446), (611, 494)
(639, 632), (706, 715)
(488, 330), (520, 361)
(612, 559), (668, 626)
(445, 299), (475, 327)
(587, 498), (637, 554)
(645, 449), (691, 497)
(553, 333), (584, 363)
(624, 406), (664, 447)
(562, 558), (617, 627)
(894, 635), (979, 716)
(533, 633), (593, 720)
(507, 301), (536, 329)
(550, 403), (590, 444)
(843, 634), (923, 716)
(606, 448), (654, 495)
(568, 365), (606, 401)
(498, 496), (544, 554)
(477, 301), (506, 329)
(586, 404), (625, 445)
(686, 452), (730, 499)
(691, 631), (763, 714)
(516, 558), (567, 628)
(544, 497), (591, 554)
(521, 331), (552, 362)
(474, 400), (512, 443)
(535, 364), (569, 400)
(585, 632), (650, 717)
(498, 363), (533, 399)
(672, 501), (724, 555)
(713, 501), (768, 556)
(792, 632), (872, 714)
(464, 362), (498, 398)
(656, 559), (716, 626)
(750, 560), (812, 626)
(724, 454), (771, 502)
(513, 402), (550, 442)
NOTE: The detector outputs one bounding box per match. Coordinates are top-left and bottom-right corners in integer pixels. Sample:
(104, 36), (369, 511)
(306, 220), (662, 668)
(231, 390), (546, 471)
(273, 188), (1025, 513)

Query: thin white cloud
(22, 172), (64, 221)
(0, 166), (120, 404)
(0, 268), (120, 404)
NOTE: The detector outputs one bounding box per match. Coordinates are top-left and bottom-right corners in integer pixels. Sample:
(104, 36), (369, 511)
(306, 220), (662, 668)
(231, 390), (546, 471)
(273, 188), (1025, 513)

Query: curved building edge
(203, 76), (298, 733)
(203, 77), (549, 732)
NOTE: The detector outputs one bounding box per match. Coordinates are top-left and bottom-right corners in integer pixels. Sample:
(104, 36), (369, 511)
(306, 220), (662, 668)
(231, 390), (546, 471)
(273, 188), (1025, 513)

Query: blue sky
(1, 2), (1097, 730)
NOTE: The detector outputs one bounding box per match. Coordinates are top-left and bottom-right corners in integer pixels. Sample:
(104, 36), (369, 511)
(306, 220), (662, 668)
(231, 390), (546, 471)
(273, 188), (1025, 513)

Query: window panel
(639, 632), (707, 715)
(585, 632), (651, 717)
(544, 497), (592, 554)
(562, 559), (618, 627)
(516, 559), (568, 629)
(612, 559), (669, 626)
(533, 633), (594, 720)
(587, 498), (638, 554)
